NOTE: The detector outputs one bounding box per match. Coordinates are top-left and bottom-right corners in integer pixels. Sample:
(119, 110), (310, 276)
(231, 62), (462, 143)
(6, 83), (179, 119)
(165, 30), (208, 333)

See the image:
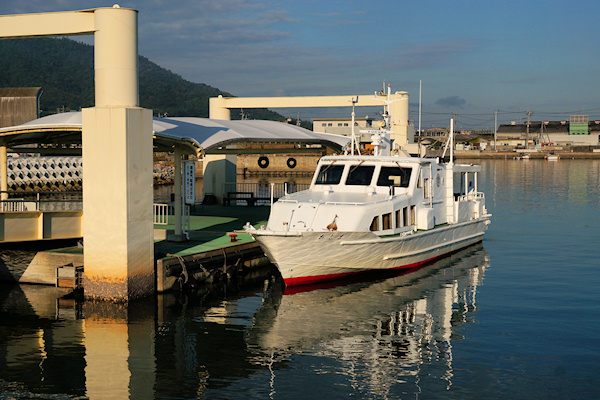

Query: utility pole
(494, 109), (498, 151)
(525, 109), (531, 149)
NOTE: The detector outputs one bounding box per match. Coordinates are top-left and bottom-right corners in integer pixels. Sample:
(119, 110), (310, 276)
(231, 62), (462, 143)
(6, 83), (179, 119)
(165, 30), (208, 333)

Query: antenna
(350, 96), (360, 155)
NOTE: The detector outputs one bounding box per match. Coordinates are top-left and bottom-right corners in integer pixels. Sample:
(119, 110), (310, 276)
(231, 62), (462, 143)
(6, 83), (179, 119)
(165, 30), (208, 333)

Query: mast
(450, 117), (454, 164)
(350, 96), (360, 155)
(419, 80), (422, 140)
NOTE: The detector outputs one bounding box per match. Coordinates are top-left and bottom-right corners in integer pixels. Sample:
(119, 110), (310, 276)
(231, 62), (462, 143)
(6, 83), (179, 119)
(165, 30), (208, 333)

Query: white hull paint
(252, 218), (489, 285)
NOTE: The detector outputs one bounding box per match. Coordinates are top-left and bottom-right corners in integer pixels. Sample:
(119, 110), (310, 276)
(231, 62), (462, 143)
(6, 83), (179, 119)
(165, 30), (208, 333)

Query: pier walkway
(0, 204), (272, 292)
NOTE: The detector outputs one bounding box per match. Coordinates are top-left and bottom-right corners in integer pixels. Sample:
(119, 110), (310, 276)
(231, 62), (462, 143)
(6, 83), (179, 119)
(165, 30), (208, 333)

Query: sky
(3, 0), (600, 130)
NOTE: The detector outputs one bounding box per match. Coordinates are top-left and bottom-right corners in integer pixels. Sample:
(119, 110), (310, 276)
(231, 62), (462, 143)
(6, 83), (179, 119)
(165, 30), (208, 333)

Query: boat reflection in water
(246, 244), (489, 396)
(0, 244), (488, 399)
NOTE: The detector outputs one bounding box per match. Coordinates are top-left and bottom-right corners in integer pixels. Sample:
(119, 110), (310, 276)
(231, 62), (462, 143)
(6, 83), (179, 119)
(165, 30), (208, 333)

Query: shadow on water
(0, 244), (489, 399)
(0, 239), (80, 282)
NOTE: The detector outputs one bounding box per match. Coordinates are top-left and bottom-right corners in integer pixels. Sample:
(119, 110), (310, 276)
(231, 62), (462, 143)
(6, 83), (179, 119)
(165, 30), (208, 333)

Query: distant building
(0, 87), (42, 128)
(420, 127), (446, 138)
(312, 117), (379, 146)
(496, 116), (600, 147)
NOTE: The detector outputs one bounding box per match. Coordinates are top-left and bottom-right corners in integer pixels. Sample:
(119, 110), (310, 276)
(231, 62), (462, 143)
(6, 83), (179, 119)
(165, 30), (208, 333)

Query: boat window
(377, 166), (412, 187)
(403, 207), (409, 226)
(315, 164), (345, 185)
(382, 213), (392, 230)
(346, 165), (375, 186)
(410, 205), (416, 225)
(396, 209), (403, 227)
(370, 216), (379, 231)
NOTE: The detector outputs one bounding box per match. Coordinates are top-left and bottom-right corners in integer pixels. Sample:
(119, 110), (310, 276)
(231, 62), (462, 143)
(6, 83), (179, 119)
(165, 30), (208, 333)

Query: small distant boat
(514, 154), (530, 160)
(546, 153), (560, 161)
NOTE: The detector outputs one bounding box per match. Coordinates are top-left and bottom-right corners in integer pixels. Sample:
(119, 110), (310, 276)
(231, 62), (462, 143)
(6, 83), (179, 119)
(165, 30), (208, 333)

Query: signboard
(183, 161), (196, 205)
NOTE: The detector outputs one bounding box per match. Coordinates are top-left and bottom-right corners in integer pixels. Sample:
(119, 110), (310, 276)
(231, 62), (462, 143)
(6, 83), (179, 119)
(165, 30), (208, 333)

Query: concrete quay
(0, 205), (275, 298)
(153, 205), (274, 293)
(452, 150), (600, 159)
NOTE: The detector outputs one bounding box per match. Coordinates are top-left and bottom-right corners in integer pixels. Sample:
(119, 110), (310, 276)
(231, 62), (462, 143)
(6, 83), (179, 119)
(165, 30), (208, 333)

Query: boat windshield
(315, 164), (345, 184)
(377, 166), (412, 188)
(346, 165), (375, 186)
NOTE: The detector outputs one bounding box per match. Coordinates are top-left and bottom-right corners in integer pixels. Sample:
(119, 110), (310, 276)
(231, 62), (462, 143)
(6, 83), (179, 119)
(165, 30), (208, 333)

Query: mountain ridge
(0, 37), (284, 121)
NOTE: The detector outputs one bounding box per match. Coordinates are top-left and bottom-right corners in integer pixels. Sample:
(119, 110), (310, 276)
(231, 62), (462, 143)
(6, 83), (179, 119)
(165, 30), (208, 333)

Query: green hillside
(0, 37), (283, 120)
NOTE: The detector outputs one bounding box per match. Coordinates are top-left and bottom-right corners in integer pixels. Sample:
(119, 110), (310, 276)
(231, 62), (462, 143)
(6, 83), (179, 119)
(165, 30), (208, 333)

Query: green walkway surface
(154, 205), (270, 256)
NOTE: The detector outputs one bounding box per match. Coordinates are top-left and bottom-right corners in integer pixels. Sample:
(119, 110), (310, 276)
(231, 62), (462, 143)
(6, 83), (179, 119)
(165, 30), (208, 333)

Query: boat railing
(457, 192), (485, 202)
(222, 182), (310, 205)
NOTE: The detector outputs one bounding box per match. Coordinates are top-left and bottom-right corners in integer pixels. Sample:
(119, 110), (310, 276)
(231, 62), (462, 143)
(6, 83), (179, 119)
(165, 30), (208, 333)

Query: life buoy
(258, 156), (269, 168)
(286, 157), (297, 169)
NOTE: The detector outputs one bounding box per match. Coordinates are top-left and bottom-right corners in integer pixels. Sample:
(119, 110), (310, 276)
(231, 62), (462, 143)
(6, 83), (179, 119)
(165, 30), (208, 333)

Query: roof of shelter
(0, 87), (42, 97)
(0, 111), (351, 156)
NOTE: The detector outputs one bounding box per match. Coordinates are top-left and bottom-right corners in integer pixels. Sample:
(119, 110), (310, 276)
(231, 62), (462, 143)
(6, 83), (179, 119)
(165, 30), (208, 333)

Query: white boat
(546, 153), (560, 161)
(245, 118), (491, 288)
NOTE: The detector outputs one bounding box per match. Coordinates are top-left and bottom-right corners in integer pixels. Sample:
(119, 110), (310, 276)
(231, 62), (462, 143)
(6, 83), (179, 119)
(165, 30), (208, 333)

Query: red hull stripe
(283, 241), (480, 288)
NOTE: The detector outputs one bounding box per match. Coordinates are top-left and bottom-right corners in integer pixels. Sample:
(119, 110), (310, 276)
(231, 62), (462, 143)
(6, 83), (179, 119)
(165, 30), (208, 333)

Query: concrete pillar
(0, 142), (7, 201)
(388, 91), (411, 147)
(81, 7), (155, 301)
(82, 107), (154, 301)
(93, 7), (138, 108)
(202, 154), (237, 204)
(208, 95), (231, 120)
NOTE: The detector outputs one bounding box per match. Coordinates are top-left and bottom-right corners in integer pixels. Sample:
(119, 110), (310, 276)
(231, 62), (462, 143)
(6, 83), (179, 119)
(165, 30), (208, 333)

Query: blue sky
(3, 0), (600, 129)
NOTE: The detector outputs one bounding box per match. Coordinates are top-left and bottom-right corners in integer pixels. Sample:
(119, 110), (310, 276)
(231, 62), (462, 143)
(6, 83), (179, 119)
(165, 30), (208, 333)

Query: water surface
(1, 159), (599, 399)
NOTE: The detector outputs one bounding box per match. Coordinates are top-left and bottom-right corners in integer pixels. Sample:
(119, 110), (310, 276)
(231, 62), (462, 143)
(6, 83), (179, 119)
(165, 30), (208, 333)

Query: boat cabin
(267, 155), (485, 236)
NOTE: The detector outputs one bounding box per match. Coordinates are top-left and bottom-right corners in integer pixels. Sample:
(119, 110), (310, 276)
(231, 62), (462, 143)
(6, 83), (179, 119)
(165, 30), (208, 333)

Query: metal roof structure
(0, 111), (350, 156)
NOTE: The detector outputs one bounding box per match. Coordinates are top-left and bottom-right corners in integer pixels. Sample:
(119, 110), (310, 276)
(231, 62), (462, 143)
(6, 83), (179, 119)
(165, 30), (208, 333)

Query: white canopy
(0, 111), (351, 155)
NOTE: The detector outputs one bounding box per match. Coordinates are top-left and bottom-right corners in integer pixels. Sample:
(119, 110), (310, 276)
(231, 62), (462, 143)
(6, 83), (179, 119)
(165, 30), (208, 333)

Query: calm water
(1, 159), (599, 399)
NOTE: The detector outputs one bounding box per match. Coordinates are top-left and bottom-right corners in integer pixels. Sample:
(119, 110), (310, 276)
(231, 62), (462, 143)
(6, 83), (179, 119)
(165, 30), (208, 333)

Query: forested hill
(0, 37), (283, 120)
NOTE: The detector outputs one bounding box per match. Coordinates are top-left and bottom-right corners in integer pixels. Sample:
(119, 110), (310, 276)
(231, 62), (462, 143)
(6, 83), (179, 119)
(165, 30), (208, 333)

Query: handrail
(153, 203), (169, 225)
(222, 182), (310, 205)
(0, 190), (83, 212)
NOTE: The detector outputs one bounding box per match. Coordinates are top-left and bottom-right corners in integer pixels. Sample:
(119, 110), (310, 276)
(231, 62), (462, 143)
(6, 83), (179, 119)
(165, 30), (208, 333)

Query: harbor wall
(237, 154), (320, 176)
(452, 150), (600, 159)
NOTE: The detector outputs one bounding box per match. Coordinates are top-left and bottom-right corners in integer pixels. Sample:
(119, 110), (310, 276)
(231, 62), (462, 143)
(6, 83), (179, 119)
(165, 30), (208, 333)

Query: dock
(153, 204), (273, 293)
(0, 204), (275, 296)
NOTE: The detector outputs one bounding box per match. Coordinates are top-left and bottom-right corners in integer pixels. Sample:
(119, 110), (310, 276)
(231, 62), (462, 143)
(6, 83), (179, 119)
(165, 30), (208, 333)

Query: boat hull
(251, 218), (490, 287)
